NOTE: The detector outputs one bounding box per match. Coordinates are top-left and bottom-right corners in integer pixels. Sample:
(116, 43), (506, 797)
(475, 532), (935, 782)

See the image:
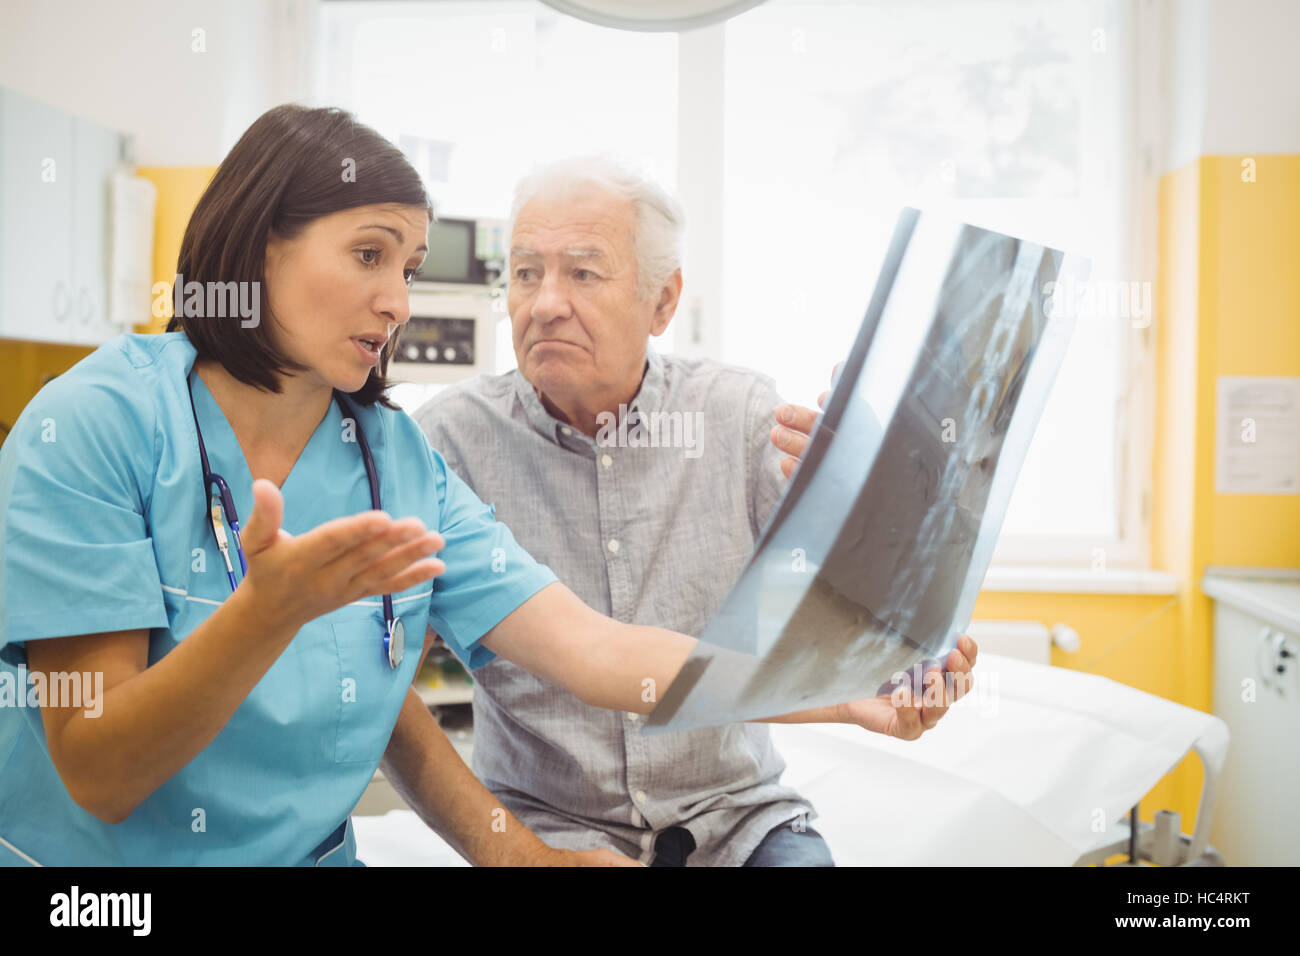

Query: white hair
(508, 154), (686, 300)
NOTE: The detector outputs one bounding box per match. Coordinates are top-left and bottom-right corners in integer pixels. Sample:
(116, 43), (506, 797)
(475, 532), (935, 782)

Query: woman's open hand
(238, 478), (445, 631)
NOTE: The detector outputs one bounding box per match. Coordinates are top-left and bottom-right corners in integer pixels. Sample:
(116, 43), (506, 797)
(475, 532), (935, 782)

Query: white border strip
(163, 585), (432, 609)
(0, 833), (42, 866)
(160, 584), (221, 606)
(347, 589), (433, 608)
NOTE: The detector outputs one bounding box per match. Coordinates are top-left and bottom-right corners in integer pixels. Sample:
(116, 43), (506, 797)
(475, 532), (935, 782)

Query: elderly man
(413, 157), (976, 866)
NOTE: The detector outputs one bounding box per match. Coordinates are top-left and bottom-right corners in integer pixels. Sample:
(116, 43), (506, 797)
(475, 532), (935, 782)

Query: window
(715, 0), (1147, 564)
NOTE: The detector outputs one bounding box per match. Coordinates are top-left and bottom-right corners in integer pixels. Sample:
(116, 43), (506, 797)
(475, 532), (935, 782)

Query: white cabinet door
(70, 117), (123, 345)
(1210, 601), (1300, 865)
(0, 88), (75, 342)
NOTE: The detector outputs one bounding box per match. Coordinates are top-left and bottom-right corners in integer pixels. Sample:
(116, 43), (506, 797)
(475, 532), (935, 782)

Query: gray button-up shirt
(413, 343), (815, 866)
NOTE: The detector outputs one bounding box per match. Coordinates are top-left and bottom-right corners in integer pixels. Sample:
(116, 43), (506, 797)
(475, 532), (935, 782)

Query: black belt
(650, 826), (697, 867)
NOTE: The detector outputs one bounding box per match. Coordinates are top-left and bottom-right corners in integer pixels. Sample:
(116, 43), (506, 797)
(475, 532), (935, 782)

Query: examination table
(352, 653), (1228, 866)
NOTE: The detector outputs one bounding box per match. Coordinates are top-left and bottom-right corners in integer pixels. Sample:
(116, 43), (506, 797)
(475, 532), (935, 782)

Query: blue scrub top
(0, 332), (557, 865)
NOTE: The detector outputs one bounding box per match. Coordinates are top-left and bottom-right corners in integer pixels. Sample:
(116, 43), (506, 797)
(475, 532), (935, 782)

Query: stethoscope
(185, 369), (405, 668)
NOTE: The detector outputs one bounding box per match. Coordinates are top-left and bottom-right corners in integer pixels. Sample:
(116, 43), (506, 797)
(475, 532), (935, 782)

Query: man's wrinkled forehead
(510, 243), (612, 266)
(509, 193), (635, 263)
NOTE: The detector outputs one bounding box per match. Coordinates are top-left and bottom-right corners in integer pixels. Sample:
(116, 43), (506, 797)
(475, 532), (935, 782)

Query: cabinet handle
(1256, 626), (1296, 690)
(52, 281), (71, 322)
(77, 286), (93, 324)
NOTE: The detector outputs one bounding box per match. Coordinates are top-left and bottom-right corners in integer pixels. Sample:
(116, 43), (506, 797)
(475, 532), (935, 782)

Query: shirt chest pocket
(160, 590), (424, 769)
(330, 602), (425, 765)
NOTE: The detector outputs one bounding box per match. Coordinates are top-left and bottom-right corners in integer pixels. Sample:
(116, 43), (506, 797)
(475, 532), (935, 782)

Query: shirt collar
(513, 340), (666, 446)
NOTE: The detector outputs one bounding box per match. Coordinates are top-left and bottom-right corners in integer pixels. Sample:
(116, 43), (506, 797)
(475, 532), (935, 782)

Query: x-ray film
(645, 208), (1088, 734)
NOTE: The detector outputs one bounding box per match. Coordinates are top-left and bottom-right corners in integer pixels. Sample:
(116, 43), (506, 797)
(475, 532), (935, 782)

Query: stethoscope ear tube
(333, 391), (403, 669)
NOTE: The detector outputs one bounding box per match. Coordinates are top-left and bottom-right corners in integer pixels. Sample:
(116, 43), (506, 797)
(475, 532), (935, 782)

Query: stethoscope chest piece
(385, 618), (405, 669)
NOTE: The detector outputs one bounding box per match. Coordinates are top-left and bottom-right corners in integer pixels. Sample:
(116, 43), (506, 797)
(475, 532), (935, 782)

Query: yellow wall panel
(1208, 155), (1300, 567)
(1153, 163), (1202, 580)
(133, 166), (217, 334)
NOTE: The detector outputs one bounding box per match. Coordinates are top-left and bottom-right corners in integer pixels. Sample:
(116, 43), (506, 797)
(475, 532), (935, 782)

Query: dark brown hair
(167, 104), (433, 407)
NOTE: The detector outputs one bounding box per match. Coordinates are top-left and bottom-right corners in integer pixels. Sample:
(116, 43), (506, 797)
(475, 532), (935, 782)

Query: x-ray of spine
(646, 208), (1087, 733)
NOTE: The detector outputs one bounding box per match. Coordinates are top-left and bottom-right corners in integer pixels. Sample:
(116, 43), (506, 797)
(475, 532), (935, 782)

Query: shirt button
(560, 425), (572, 436)
(634, 790), (647, 804)
(607, 538), (620, 553)
(601, 453), (613, 468)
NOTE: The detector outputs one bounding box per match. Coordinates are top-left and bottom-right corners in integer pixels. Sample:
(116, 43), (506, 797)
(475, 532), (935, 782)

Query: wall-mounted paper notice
(1215, 376), (1300, 495)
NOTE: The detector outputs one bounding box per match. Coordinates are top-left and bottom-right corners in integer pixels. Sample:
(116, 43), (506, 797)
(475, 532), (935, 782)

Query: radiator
(964, 619), (1069, 664)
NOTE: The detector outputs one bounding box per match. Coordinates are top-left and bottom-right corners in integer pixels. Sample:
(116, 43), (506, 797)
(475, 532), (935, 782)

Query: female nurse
(0, 104), (708, 866)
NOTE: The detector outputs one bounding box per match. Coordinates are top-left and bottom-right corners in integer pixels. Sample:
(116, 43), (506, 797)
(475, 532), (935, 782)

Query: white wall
(0, 0), (316, 165)
(4, 0), (1296, 170)
(1164, 0), (1300, 171)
